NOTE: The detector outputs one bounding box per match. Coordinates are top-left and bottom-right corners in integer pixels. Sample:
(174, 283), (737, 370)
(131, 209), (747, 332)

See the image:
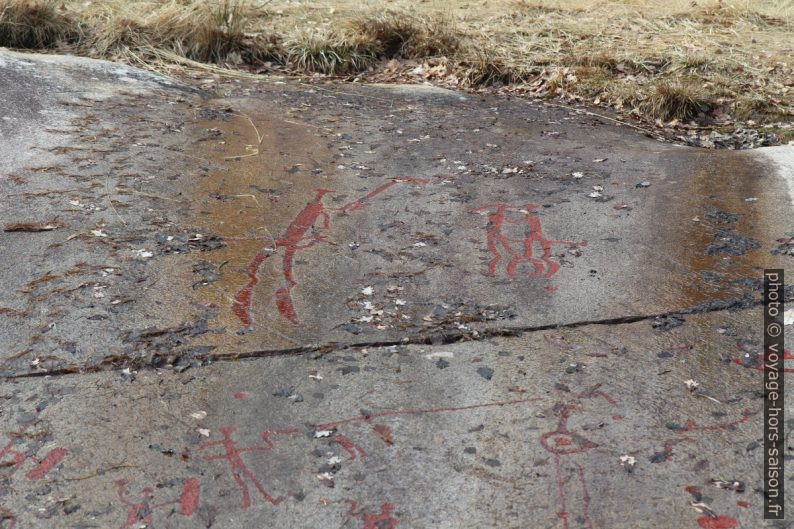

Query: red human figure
(233, 188), (333, 326)
(472, 203), (586, 279)
(516, 204), (587, 279)
(232, 177), (427, 327)
(199, 426), (285, 509)
(540, 385), (617, 529)
(472, 204), (522, 276)
(115, 478), (199, 529)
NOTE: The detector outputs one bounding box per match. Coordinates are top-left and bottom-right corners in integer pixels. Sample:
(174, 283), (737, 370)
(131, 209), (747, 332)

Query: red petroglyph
(733, 348), (793, 373)
(234, 391), (248, 399)
(346, 500), (399, 529)
(172, 395), (538, 525)
(0, 435), (27, 471)
(232, 177), (428, 327)
(25, 447), (67, 480)
(115, 478), (200, 529)
(472, 203), (586, 280)
(180, 478), (201, 516)
(541, 405), (598, 456)
(335, 434), (366, 460)
(658, 438), (689, 461)
(541, 385), (618, 529)
(199, 426), (287, 508)
(1, 429), (67, 480)
(261, 427), (301, 449)
(0, 430), (67, 529)
(686, 485), (739, 529)
(736, 501), (749, 508)
(677, 409), (753, 433)
(697, 515), (738, 529)
(336, 177), (428, 213)
(661, 410), (752, 463)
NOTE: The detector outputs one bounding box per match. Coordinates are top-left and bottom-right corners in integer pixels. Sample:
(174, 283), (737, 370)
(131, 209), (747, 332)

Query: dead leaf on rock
(4, 220), (62, 232)
(373, 423), (394, 445)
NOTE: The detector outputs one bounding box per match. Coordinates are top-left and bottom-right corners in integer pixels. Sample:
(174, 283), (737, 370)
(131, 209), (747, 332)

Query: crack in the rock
(5, 292), (784, 380)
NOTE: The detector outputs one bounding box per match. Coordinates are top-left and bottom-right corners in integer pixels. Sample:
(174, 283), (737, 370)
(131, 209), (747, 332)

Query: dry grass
(283, 31), (376, 74)
(1, 0), (792, 130)
(349, 10), (460, 59)
(0, 0), (80, 48)
(82, 0), (277, 63)
(640, 80), (714, 121)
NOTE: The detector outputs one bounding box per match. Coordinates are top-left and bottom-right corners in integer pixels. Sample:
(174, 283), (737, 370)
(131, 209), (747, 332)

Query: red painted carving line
(659, 438), (689, 461)
(0, 429), (67, 527)
(677, 409), (753, 433)
(179, 478), (201, 515)
(346, 500), (399, 529)
(0, 435), (27, 471)
(336, 177), (429, 213)
(541, 386), (617, 529)
(25, 447), (67, 480)
(697, 515), (739, 529)
(472, 203), (586, 279)
(184, 396), (537, 523)
(733, 348), (793, 373)
(199, 426), (288, 509)
(659, 410), (753, 463)
(0, 428), (67, 481)
(336, 434), (366, 460)
(232, 177), (428, 327)
(684, 486), (739, 529)
(115, 478), (200, 529)
(552, 455), (570, 526)
(317, 396), (541, 429)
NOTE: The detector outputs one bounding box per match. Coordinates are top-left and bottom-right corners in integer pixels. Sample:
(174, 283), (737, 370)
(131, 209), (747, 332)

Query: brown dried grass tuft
(0, 0), (80, 49)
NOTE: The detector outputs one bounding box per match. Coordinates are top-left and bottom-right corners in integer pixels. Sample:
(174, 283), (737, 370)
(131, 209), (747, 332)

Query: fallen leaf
(4, 220), (61, 232)
(373, 424), (393, 445)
